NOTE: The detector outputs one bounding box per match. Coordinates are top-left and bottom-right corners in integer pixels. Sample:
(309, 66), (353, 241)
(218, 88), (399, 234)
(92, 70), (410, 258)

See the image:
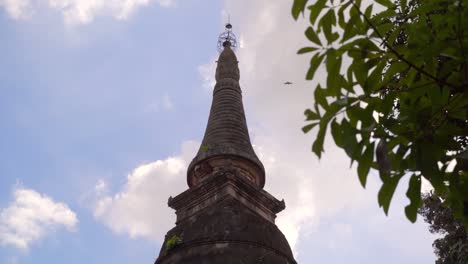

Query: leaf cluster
(419, 192), (468, 264)
(293, 0), (468, 225)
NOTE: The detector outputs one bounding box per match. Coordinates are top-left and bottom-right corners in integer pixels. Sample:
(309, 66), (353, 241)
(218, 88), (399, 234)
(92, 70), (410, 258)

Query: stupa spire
(187, 23), (265, 188)
(154, 22), (296, 264)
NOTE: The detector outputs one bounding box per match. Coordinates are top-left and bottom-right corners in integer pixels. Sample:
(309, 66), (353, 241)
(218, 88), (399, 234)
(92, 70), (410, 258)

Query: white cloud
(0, 187), (78, 250)
(162, 94), (174, 111)
(215, 0), (433, 259)
(0, 0), (30, 19)
(0, 0), (174, 24)
(94, 179), (108, 196)
(88, 0), (433, 260)
(254, 145), (316, 254)
(157, 0), (367, 254)
(145, 93), (175, 113)
(327, 223), (353, 250)
(216, 0), (369, 254)
(5, 256), (19, 264)
(93, 138), (319, 255)
(92, 138), (321, 255)
(198, 60), (216, 92)
(93, 141), (197, 240)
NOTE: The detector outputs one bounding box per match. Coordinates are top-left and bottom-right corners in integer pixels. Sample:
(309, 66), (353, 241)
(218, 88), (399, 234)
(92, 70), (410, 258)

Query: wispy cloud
(0, 0), (30, 19)
(197, 60), (216, 92)
(162, 94), (174, 111)
(0, 0), (174, 25)
(93, 141), (197, 240)
(92, 138), (320, 254)
(0, 187), (78, 249)
(145, 93), (175, 113)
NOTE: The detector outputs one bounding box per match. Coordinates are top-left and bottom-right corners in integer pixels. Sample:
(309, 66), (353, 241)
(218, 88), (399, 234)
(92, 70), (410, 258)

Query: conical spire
(155, 23), (296, 264)
(187, 26), (265, 188)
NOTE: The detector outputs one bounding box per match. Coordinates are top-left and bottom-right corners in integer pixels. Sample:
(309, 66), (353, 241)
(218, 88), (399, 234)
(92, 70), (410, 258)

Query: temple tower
(154, 24), (296, 264)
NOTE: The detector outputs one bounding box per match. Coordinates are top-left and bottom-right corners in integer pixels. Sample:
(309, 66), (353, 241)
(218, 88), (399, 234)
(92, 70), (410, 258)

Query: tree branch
(350, 0), (459, 90)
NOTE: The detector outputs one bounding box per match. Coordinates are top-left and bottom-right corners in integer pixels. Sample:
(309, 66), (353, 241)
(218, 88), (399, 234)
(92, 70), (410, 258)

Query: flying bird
(284, 81), (293, 85)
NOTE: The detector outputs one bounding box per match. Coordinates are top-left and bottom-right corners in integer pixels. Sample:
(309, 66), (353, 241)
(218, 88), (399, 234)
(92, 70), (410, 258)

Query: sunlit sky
(0, 0), (436, 263)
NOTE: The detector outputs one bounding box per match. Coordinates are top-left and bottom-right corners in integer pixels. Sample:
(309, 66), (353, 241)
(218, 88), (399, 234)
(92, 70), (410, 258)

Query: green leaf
(364, 61), (385, 92)
(306, 53), (325, 80)
(320, 10), (337, 44)
(302, 122), (319, 133)
(405, 174), (422, 222)
(326, 49), (342, 95)
(341, 119), (359, 161)
(375, 0), (394, 8)
(298, 47), (318, 54)
(314, 84), (329, 109)
(382, 62), (406, 83)
(378, 173), (403, 215)
(292, 0), (309, 19)
(385, 25), (403, 47)
(312, 127), (327, 158)
(447, 109), (467, 120)
(305, 26), (322, 46)
(338, 4), (346, 28)
(352, 60), (368, 88)
(400, 0), (407, 12)
(308, 0), (327, 25)
(416, 143), (444, 190)
(346, 104), (360, 127)
(371, 9), (396, 25)
(341, 14), (359, 43)
(358, 142), (374, 188)
(330, 32), (340, 42)
(304, 108), (320, 120)
(331, 118), (344, 147)
(364, 4), (373, 19)
(340, 73), (354, 93)
(375, 23), (394, 37)
(312, 102), (342, 158)
(354, 0), (362, 8)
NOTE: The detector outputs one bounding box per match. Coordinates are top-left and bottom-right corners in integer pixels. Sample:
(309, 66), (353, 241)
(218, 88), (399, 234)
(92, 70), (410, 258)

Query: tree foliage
(420, 192), (468, 264)
(292, 0), (468, 225)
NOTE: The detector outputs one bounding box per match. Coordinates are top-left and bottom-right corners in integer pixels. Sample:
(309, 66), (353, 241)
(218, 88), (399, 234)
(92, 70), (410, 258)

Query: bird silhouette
(284, 81), (293, 85)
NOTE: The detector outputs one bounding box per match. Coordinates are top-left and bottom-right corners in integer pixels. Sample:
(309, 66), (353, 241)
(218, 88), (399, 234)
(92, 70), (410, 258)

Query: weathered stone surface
(187, 45), (265, 188)
(155, 198), (295, 264)
(170, 169), (285, 225)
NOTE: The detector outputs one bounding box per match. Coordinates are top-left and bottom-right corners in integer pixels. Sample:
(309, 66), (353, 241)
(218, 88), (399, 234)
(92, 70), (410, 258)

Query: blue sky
(1, 0), (437, 263)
